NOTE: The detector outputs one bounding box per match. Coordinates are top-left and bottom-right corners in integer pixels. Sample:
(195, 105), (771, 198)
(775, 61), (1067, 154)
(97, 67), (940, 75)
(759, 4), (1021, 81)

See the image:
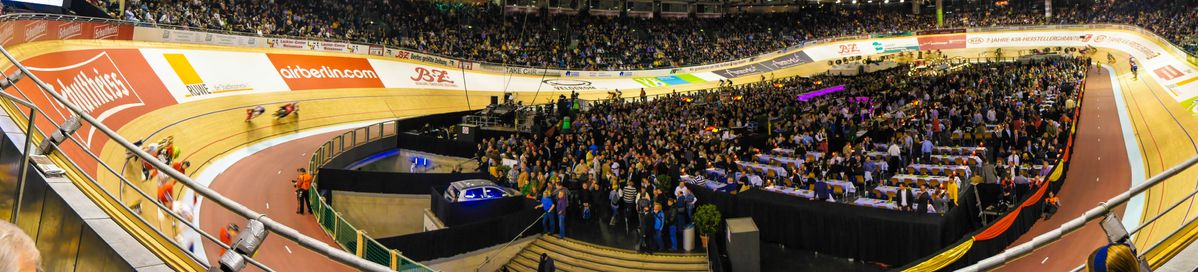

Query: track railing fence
(0, 44), (395, 271)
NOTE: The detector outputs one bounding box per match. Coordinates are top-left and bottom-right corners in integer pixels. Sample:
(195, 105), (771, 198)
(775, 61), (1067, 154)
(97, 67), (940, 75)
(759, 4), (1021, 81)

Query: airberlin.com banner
(265, 54), (385, 90)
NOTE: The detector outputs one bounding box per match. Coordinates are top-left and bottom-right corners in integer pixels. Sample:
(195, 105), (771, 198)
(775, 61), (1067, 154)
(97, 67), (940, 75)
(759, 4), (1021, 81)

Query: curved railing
(304, 120), (432, 271)
(0, 45), (393, 271)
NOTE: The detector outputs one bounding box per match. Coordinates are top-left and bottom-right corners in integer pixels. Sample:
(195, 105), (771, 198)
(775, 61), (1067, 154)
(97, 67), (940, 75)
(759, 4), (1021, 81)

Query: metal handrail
(0, 44), (392, 271)
(0, 64), (273, 270)
(956, 155), (1198, 271)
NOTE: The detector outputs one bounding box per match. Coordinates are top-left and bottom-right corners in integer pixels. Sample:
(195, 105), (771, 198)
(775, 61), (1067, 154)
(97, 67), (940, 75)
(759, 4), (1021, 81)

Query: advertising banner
(265, 38), (311, 50)
(140, 48), (289, 103)
(265, 54), (384, 90)
(762, 51), (815, 70)
(2, 20), (133, 47)
(712, 63), (771, 78)
(917, 34), (967, 50)
(965, 32), (1093, 48)
(3, 49), (175, 174)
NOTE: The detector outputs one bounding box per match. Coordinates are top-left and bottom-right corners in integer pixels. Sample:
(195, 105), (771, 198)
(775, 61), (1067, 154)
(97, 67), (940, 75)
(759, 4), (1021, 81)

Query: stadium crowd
(475, 55), (1087, 251)
(83, 0), (1196, 69)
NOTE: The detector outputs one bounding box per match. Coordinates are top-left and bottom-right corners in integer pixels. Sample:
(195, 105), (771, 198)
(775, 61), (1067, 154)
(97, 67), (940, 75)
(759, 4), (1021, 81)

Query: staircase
(504, 235), (709, 272)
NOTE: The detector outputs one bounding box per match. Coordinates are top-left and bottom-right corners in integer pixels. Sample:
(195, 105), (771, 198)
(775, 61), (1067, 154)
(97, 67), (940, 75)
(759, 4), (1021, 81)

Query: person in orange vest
(1043, 192), (1061, 220)
(294, 168), (313, 214)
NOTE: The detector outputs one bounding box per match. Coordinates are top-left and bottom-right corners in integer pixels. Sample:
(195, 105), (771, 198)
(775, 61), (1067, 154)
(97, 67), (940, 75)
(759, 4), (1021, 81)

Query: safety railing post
(9, 108), (34, 223)
(390, 249), (399, 271)
(355, 230), (364, 257)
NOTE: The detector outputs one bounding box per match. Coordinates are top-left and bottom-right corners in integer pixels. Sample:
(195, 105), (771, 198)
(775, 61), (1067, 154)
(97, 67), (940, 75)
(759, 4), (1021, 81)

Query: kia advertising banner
(265, 54), (385, 90)
(3, 49), (175, 174)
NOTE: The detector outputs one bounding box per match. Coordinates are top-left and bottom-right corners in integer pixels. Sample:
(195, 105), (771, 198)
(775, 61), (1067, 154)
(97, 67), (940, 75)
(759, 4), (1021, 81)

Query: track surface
(199, 130), (353, 272)
(995, 66), (1132, 270)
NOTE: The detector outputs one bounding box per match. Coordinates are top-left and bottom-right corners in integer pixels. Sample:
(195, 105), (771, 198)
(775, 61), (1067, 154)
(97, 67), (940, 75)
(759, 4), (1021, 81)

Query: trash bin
(683, 225), (695, 252)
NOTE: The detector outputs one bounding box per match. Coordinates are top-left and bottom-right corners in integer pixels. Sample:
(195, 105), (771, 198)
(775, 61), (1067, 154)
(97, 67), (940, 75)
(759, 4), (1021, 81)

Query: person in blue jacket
(653, 203), (666, 251)
(534, 191), (555, 235)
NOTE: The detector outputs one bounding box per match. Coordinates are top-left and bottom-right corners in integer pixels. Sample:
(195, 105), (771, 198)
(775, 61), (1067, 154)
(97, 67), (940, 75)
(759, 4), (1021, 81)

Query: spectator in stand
(653, 203), (665, 252)
(916, 183), (932, 214)
(556, 189), (568, 238)
(638, 203), (654, 253)
(535, 190), (555, 236)
(898, 182), (915, 212)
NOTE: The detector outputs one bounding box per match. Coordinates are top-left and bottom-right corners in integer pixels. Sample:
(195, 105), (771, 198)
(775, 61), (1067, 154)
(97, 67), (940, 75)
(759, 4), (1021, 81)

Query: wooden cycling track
(5, 38), (1198, 271)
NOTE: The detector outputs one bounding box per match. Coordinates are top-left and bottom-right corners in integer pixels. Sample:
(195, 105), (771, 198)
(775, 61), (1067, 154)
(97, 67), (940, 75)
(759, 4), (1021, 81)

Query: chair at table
(854, 175), (865, 187)
(956, 169), (967, 177)
(872, 189), (886, 200)
(833, 185), (845, 200)
(929, 179), (941, 189)
(767, 169), (778, 179)
(787, 161), (798, 171)
(885, 191), (896, 201)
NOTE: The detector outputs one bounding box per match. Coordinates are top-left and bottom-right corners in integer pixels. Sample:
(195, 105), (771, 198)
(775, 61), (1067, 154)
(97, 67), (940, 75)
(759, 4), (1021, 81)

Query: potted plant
(693, 204), (722, 250)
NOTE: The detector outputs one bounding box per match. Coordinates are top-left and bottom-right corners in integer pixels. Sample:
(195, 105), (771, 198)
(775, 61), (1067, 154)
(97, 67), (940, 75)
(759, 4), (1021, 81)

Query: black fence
(686, 183), (979, 266)
(376, 201), (543, 262)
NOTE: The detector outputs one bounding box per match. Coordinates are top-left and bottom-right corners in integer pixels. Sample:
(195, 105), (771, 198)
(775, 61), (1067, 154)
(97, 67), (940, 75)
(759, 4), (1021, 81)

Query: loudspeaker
(726, 217), (760, 272)
(457, 124), (479, 143)
(490, 96), (499, 105)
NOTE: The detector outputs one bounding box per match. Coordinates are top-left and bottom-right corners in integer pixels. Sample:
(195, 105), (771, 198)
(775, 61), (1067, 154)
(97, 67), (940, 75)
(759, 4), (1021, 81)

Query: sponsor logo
(1155, 65), (1187, 81)
(968, 35), (1089, 45)
(277, 65), (378, 79)
(394, 50), (412, 59)
(410, 67), (457, 87)
(715, 65), (764, 78)
(93, 24), (120, 40)
(1093, 35), (1109, 43)
(265, 54), (384, 90)
(543, 79), (597, 91)
(769, 51), (814, 69)
(313, 41), (350, 52)
(837, 44), (861, 55)
(58, 23), (82, 40)
(918, 34), (967, 50)
(0, 23), (14, 45)
(25, 21), (47, 42)
(266, 38), (309, 49)
(368, 46), (384, 56)
(26, 51), (145, 149)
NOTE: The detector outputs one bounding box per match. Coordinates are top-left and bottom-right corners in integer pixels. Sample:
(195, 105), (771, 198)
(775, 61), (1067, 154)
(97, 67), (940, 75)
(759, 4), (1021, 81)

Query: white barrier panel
(133, 27), (265, 48)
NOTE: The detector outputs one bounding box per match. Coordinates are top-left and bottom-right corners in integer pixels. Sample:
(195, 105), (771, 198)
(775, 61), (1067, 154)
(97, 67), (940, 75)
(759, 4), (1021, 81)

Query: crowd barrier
(685, 183), (977, 266)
